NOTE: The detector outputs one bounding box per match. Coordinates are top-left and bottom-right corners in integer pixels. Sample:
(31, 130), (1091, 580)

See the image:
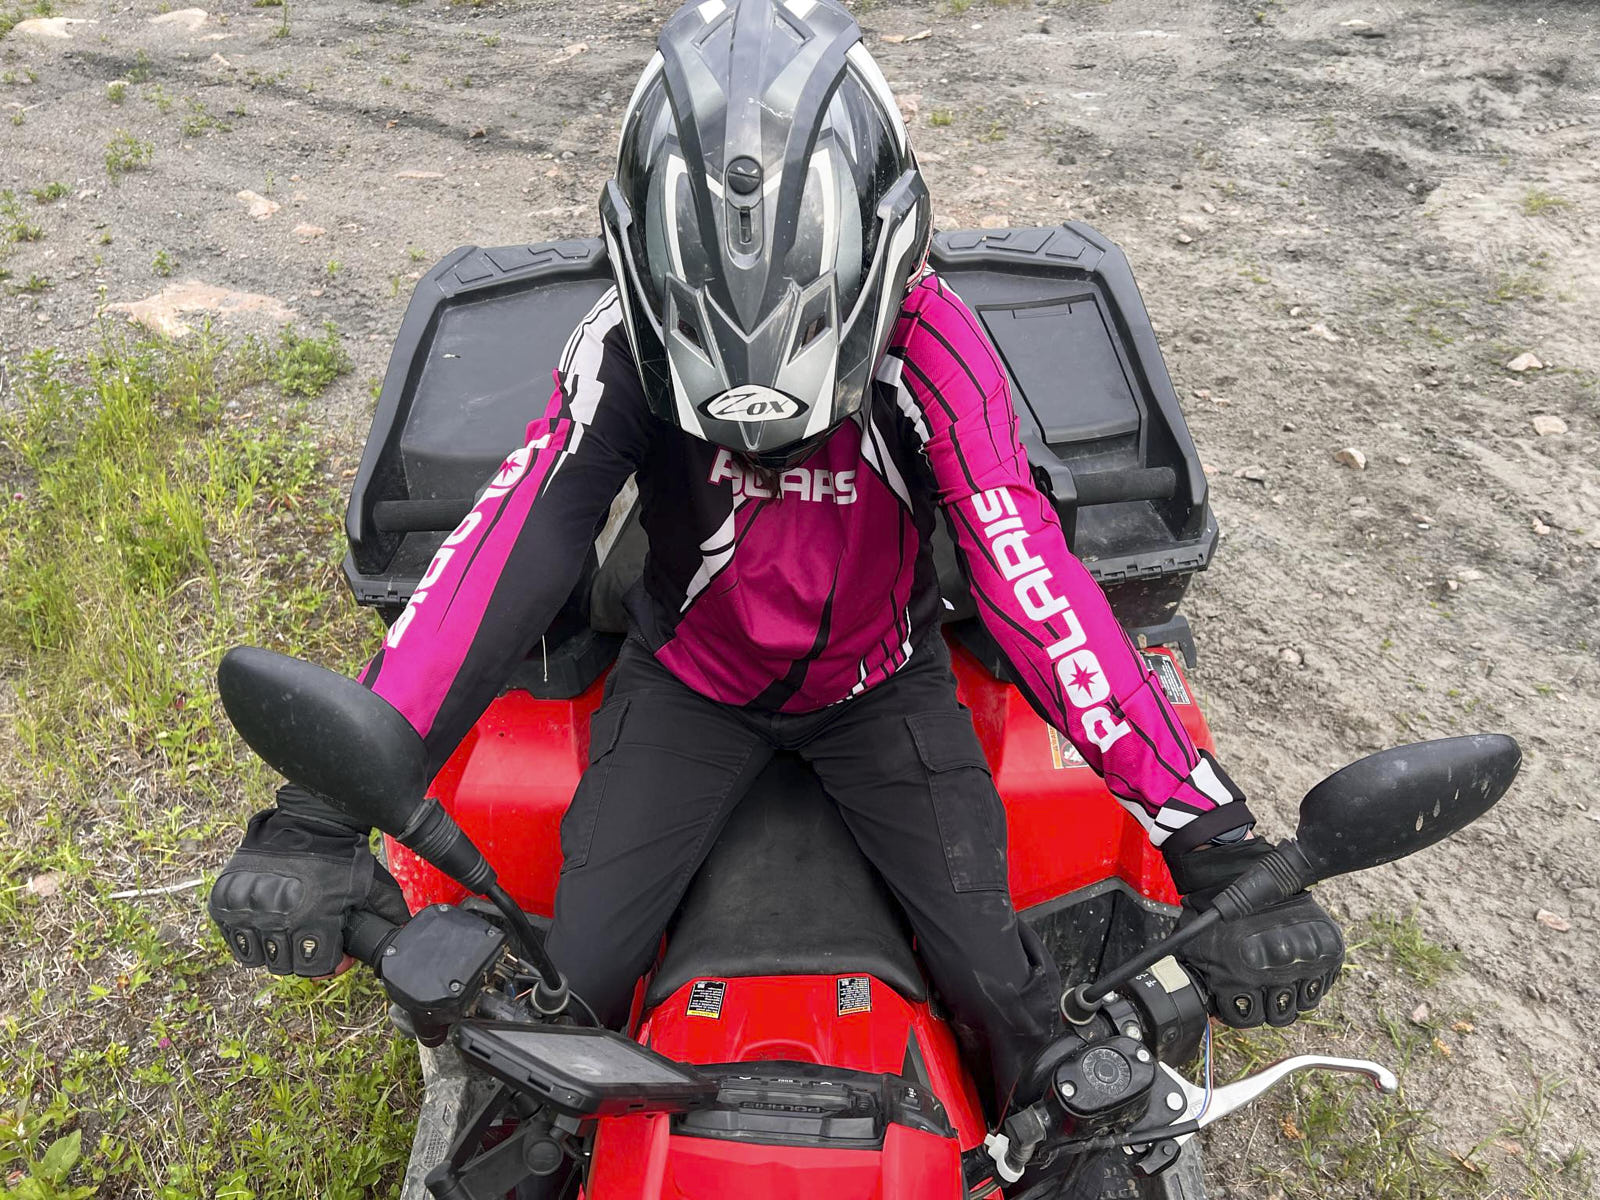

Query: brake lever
(1157, 1054), (1399, 1137)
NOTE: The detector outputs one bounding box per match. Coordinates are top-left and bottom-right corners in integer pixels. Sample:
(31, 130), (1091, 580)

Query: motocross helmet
(601, 0), (932, 468)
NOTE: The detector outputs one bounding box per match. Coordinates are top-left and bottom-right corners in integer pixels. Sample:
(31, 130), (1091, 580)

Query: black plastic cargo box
(345, 224), (1217, 694)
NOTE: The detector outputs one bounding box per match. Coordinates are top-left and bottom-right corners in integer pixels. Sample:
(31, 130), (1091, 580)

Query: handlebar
(344, 908), (401, 972)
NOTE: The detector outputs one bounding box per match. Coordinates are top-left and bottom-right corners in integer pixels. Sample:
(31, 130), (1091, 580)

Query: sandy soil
(4, 0), (1597, 1194)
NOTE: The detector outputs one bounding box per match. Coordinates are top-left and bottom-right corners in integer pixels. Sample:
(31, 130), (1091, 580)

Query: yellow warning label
(1047, 726), (1086, 770)
(687, 979), (726, 1019)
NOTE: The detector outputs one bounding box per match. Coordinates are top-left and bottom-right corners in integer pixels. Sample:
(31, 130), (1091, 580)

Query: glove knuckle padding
(1178, 886), (1344, 1030)
(209, 805), (388, 978)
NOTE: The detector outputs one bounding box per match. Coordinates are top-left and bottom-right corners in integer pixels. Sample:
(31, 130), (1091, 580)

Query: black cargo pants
(544, 633), (1063, 1106)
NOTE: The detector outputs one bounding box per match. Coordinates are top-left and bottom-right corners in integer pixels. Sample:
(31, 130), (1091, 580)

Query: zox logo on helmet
(701, 386), (806, 424)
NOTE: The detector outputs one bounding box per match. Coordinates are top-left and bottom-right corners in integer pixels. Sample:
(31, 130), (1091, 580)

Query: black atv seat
(645, 753), (927, 1008)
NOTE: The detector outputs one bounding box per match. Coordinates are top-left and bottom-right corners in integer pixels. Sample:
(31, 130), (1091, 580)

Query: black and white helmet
(601, 0), (932, 466)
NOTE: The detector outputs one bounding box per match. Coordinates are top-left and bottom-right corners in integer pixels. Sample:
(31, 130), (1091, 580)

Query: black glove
(1168, 837), (1344, 1028)
(208, 785), (409, 977)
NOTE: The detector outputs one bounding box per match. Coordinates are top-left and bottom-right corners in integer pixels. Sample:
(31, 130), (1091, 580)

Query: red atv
(219, 225), (1520, 1200)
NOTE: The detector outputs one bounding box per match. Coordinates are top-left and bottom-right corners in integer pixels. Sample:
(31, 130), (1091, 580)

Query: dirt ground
(3, 0), (1598, 1195)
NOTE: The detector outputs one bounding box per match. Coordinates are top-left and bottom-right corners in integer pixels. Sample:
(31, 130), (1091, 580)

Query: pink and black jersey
(362, 276), (1252, 853)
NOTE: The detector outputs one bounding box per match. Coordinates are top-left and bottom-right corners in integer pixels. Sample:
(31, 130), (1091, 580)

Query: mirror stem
(394, 800), (576, 1015)
(481, 882), (574, 1016)
(1073, 839), (1319, 1014)
(1073, 908), (1220, 1013)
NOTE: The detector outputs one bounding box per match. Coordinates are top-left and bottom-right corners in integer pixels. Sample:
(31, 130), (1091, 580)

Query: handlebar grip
(345, 908), (401, 972)
(1070, 466), (1177, 507)
(372, 498), (474, 534)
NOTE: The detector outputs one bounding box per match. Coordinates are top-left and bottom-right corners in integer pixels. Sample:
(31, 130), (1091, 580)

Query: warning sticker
(837, 976), (872, 1016)
(686, 979), (726, 1019)
(1046, 726), (1086, 770)
(1142, 652), (1192, 707)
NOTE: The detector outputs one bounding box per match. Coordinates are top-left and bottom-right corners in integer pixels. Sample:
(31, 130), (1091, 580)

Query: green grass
(1521, 188), (1572, 217)
(104, 131), (154, 182)
(28, 182), (69, 205)
(1354, 911), (1462, 987)
(2, 189), (45, 246)
(1212, 995), (1590, 1200)
(180, 98), (231, 138)
(0, 326), (420, 1198)
(1201, 901), (1591, 1200)
(274, 323), (352, 397)
(106, 80), (127, 105)
(151, 249), (176, 278)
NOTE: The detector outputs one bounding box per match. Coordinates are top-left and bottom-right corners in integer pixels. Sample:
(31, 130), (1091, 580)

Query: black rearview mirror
(217, 646), (430, 834)
(217, 646), (569, 1001)
(1077, 733), (1521, 1012)
(1295, 734), (1521, 881)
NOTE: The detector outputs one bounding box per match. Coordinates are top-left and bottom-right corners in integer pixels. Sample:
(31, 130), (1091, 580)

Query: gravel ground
(3, 0), (1597, 1195)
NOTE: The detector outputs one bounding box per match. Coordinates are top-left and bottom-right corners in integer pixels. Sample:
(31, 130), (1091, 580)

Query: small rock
(1334, 447), (1367, 470)
(978, 214), (1008, 229)
(1233, 466), (1267, 483)
(149, 7), (207, 29)
(1457, 568), (1485, 582)
(236, 190), (279, 220)
(395, 170), (446, 180)
(105, 280), (297, 338)
(1192, 388), (1212, 401)
(293, 222), (325, 239)
(469, 126), (487, 139)
(1307, 322), (1340, 343)
(1532, 414), (1567, 436)
(1277, 647), (1302, 667)
(1409, 1001), (1431, 1025)
(969, 164), (989, 176)
(1532, 519), (1551, 537)
(879, 28), (931, 44)
(1339, 18), (1371, 28)
(550, 42), (588, 63)
(1176, 232), (1193, 245)
(1202, 202), (1216, 214)
(1505, 352), (1544, 373)
(1395, 454), (1413, 466)
(26, 872), (62, 897)
(13, 16), (95, 37)
(894, 93), (920, 123)
(1535, 909), (1571, 932)
(209, 52), (232, 68)
(1288, 305), (1302, 317)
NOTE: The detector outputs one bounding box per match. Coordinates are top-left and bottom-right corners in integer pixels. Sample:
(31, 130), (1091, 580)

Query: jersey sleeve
(892, 277), (1254, 855)
(360, 291), (648, 771)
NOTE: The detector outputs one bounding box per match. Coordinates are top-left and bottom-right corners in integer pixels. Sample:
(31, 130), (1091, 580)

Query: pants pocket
(907, 710), (1009, 894)
(560, 697), (630, 872)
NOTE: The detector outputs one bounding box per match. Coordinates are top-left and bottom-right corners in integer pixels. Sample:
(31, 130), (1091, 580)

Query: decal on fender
(1141, 652), (1192, 706)
(687, 979), (726, 1019)
(837, 976), (872, 1016)
(1047, 726), (1087, 770)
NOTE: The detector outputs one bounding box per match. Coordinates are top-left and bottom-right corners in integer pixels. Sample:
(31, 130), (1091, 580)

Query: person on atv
(209, 0), (1343, 1113)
